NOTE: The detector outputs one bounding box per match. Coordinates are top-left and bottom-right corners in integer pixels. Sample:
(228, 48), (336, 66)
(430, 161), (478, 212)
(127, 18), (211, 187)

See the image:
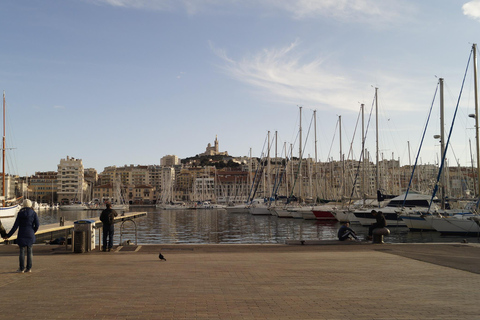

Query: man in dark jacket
(367, 210), (387, 240)
(5, 199), (40, 273)
(100, 202), (118, 252)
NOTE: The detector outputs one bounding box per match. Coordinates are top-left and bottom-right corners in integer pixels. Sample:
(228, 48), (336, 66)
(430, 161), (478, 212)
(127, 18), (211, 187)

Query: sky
(1, 0), (480, 175)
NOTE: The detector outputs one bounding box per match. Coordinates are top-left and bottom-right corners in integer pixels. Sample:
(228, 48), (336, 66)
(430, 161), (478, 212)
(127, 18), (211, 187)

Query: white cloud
(463, 0), (480, 20)
(85, 0), (412, 22)
(263, 0), (410, 22)
(212, 40), (365, 111)
(53, 105), (65, 109)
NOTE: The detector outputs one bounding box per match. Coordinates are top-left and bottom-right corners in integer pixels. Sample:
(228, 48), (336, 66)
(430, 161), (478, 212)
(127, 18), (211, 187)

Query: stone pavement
(1, 242), (480, 319)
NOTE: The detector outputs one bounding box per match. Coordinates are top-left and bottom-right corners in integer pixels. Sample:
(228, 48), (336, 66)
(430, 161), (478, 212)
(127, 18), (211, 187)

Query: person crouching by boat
(366, 210), (386, 241)
(4, 199), (40, 273)
(337, 222), (359, 241)
(100, 201), (118, 252)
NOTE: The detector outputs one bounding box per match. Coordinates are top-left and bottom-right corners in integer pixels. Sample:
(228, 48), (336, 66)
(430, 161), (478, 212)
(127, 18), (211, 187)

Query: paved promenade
(1, 242), (480, 319)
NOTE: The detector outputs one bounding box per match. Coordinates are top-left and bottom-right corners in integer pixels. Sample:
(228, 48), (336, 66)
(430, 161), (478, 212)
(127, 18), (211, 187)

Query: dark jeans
(102, 225), (115, 250)
(19, 245), (33, 270)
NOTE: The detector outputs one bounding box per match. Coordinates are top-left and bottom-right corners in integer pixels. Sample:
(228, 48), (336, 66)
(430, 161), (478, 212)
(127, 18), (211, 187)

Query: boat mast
(439, 78), (446, 210)
(2, 92), (5, 207)
(267, 130), (271, 202)
(299, 106), (302, 201)
(473, 43), (480, 199)
(314, 110), (318, 203)
(375, 87), (379, 194)
(339, 115), (344, 200)
(361, 103), (365, 204)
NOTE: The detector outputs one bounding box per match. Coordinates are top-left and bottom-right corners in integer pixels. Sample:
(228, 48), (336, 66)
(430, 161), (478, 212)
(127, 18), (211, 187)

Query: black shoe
(102, 248), (106, 252)
(107, 248), (111, 252)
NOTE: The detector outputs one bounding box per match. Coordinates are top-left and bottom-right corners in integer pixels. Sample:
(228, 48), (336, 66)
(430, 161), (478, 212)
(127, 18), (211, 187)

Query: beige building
(99, 165), (150, 186)
(0, 174), (19, 203)
(161, 155), (180, 167)
(28, 171), (57, 204)
(127, 184), (155, 204)
(57, 156), (86, 204)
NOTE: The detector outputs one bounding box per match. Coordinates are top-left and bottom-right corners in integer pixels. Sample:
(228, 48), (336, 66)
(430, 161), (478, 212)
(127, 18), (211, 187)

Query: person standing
(100, 201), (118, 252)
(4, 199), (40, 273)
(367, 210), (387, 240)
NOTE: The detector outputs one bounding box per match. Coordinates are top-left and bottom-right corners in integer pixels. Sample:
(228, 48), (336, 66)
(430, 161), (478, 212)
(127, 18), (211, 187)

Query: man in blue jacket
(5, 199), (40, 273)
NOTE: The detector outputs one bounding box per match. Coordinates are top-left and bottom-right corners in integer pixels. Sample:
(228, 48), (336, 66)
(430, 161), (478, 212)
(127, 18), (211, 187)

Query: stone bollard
(60, 216), (65, 226)
(372, 227), (390, 244)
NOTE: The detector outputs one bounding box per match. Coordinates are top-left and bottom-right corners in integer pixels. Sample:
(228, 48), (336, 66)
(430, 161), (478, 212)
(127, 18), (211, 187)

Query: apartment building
(28, 171), (57, 203)
(57, 156), (86, 204)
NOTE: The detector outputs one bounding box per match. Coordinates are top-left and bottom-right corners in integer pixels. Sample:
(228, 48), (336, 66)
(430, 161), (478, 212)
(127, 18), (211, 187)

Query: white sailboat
(111, 176), (129, 211)
(0, 92), (21, 218)
(425, 44), (480, 235)
(59, 177), (87, 210)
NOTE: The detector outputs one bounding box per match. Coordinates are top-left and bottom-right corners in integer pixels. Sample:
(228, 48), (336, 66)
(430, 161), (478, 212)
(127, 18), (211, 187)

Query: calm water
(3, 206), (480, 244)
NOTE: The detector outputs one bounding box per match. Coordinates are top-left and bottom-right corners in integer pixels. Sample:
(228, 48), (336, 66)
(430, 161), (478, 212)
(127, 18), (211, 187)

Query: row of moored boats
(158, 192), (480, 236)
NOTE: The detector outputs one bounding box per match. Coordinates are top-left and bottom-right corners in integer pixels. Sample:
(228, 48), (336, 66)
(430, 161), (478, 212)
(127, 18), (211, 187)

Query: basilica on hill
(200, 135), (228, 157)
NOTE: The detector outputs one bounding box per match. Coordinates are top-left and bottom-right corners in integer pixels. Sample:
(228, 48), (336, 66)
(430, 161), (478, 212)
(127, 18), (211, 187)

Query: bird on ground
(159, 253), (166, 261)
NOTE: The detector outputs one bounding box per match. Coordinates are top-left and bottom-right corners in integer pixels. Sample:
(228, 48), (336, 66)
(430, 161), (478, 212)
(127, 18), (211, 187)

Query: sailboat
(399, 78), (459, 231)
(111, 176), (129, 211)
(59, 177), (88, 210)
(0, 92), (21, 218)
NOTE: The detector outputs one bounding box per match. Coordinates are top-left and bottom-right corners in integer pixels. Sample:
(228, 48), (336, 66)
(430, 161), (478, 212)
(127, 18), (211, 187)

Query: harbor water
(3, 206), (480, 244)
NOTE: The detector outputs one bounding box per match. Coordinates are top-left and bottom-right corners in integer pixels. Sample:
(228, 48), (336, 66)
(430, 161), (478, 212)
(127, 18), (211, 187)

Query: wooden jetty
(0, 211), (147, 248)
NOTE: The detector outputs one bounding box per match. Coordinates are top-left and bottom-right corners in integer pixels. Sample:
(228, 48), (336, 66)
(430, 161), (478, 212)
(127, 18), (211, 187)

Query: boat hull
(426, 215), (480, 235)
(312, 209), (337, 220)
(353, 209), (406, 227)
(0, 204), (20, 218)
(399, 213), (436, 231)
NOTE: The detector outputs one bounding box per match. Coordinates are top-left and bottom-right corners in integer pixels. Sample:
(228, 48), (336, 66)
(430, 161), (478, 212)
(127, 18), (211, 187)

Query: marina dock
(0, 211), (147, 245)
(1, 242), (480, 319)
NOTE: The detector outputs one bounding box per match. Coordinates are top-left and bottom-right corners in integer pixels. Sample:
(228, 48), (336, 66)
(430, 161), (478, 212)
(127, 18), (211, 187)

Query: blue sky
(1, 0), (480, 175)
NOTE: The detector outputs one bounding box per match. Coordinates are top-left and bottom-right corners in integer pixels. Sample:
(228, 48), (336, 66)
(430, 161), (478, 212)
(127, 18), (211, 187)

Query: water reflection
(3, 206), (480, 244)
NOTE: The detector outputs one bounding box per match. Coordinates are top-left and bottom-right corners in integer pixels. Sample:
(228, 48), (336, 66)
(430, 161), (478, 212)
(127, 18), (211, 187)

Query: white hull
(249, 205), (270, 215)
(196, 203), (226, 209)
(301, 210), (316, 220)
(0, 204), (20, 218)
(157, 204), (188, 210)
(399, 213), (436, 231)
(288, 209), (304, 219)
(425, 214), (480, 235)
(59, 204), (88, 211)
(112, 204), (129, 211)
(225, 205), (249, 213)
(271, 208), (293, 218)
(332, 210), (351, 222)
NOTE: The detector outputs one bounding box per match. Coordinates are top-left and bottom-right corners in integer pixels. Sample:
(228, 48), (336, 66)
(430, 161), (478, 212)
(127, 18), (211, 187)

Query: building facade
(57, 156), (86, 204)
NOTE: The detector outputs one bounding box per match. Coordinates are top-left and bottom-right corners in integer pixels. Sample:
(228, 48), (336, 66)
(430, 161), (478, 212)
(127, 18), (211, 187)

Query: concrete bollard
(59, 216), (65, 226)
(372, 227), (390, 244)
